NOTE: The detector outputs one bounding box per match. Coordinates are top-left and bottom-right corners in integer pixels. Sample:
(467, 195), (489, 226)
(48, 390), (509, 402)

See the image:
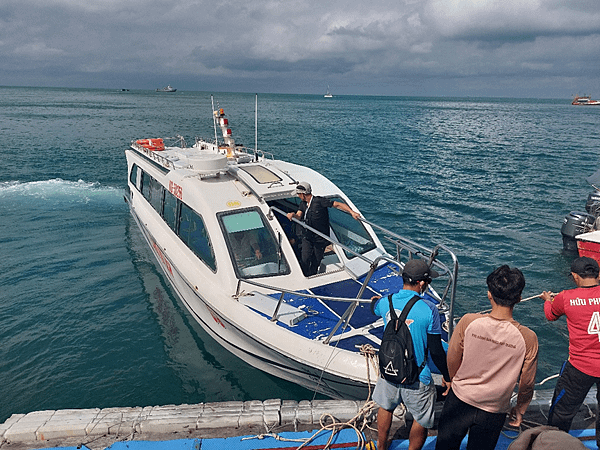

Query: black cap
(402, 259), (439, 282)
(571, 256), (599, 278)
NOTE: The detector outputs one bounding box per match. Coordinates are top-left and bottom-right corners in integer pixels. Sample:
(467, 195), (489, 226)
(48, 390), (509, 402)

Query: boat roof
(129, 140), (350, 209)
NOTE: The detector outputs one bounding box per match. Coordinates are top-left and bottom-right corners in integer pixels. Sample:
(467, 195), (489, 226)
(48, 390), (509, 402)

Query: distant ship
(157, 85), (177, 92)
(324, 85), (333, 98)
(572, 95), (600, 105)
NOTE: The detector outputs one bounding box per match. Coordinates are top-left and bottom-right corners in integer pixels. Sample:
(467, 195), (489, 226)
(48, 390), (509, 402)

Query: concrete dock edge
(0, 399), (368, 450)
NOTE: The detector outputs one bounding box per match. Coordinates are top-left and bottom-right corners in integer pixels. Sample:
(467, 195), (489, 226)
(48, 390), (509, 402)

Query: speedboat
(157, 85), (177, 92)
(572, 95), (600, 105)
(124, 98), (459, 399)
(561, 169), (600, 262)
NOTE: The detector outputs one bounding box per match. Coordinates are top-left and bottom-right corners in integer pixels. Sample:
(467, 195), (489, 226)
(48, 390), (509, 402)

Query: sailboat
(324, 86), (333, 98)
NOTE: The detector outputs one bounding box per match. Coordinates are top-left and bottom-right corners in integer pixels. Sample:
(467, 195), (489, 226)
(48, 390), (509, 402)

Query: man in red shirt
(541, 256), (600, 448)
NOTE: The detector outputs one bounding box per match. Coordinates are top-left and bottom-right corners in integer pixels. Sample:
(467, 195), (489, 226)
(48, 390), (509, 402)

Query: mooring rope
(477, 293), (547, 314)
(243, 344), (382, 449)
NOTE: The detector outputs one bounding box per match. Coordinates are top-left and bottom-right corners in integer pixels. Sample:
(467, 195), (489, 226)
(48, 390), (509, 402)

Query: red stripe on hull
(577, 240), (600, 264)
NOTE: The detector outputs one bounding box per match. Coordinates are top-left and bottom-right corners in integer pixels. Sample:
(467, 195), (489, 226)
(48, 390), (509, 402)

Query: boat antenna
(211, 95), (218, 146)
(254, 93), (258, 162)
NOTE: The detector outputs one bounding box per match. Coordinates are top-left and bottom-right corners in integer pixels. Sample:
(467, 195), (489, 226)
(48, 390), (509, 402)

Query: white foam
(0, 179), (124, 204)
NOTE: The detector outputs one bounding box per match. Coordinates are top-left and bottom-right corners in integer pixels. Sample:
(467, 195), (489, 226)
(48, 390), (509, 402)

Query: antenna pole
(255, 94), (258, 161)
(211, 95), (218, 146)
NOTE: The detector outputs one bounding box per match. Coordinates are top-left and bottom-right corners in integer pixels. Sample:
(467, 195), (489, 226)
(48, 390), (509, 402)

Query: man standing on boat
(371, 259), (451, 450)
(286, 181), (360, 276)
(541, 256), (600, 448)
(435, 265), (538, 450)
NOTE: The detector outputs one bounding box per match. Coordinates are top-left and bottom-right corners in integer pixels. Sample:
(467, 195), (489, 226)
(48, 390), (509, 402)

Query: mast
(255, 94), (258, 162)
(211, 95), (218, 146)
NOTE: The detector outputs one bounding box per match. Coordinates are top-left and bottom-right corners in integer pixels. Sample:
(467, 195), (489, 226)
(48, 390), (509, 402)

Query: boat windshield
(270, 196), (376, 260)
(219, 208), (290, 278)
(328, 197), (377, 258)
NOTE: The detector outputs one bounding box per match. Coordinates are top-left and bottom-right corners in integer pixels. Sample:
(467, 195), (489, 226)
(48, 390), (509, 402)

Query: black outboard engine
(561, 211), (595, 252)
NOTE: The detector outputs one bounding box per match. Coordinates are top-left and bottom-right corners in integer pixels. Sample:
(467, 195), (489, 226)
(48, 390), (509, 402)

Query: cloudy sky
(2, 0), (599, 97)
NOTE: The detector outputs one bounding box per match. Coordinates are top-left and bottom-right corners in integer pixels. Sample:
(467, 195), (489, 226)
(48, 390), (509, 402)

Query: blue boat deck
(256, 262), (447, 352)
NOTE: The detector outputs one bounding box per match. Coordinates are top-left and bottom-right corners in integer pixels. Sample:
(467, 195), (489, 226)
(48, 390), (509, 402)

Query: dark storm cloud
(0, 0), (599, 97)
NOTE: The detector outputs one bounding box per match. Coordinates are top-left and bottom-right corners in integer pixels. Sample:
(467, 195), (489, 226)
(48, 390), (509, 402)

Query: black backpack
(378, 294), (427, 385)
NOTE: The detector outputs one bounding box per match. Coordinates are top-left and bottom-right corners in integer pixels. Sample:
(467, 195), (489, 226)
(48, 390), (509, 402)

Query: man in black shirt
(286, 181), (360, 276)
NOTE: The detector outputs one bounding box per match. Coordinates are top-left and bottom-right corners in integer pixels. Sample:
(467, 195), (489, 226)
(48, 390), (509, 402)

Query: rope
(242, 345), (381, 449)
(498, 370), (574, 441)
(476, 293), (546, 315)
(310, 315), (354, 402)
(359, 344), (379, 400)
(240, 401), (379, 449)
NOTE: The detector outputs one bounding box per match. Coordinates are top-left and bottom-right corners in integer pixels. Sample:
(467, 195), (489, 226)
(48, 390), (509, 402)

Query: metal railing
(236, 205), (459, 341)
(131, 141), (175, 170)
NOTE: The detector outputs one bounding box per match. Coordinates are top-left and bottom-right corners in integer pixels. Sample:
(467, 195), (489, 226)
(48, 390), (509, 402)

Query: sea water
(0, 87), (598, 422)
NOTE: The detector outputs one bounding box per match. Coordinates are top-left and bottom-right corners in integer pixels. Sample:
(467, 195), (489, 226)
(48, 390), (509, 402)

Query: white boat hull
(128, 205), (375, 399)
(124, 102), (458, 399)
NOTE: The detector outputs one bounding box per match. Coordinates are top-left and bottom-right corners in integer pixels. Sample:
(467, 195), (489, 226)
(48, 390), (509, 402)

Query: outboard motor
(586, 191), (600, 216)
(561, 211), (595, 252)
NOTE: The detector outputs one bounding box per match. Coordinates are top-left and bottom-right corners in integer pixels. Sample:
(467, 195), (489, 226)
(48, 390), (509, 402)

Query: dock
(0, 391), (598, 450)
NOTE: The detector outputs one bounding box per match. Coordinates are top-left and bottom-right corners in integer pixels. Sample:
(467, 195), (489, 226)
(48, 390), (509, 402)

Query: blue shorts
(373, 376), (436, 429)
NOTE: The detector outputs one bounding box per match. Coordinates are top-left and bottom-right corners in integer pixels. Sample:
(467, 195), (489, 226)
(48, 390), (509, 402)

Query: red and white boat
(572, 95), (600, 106)
(577, 230), (600, 263)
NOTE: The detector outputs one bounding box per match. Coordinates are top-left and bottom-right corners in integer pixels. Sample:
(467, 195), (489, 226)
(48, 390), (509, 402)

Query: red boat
(577, 231), (600, 264)
(572, 95), (600, 105)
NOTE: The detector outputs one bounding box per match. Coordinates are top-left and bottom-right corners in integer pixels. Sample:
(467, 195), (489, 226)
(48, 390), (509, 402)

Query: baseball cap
(402, 259), (440, 282)
(571, 256), (599, 277)
(296, 181), (312, 195)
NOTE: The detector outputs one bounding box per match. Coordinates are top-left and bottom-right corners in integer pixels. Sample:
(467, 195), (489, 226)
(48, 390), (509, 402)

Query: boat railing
(165, 135), (186, 148)
(240, 147), (276, 161)
(267, 206), (457, 312)
(363, 218), (459, 336)
(131, 141), (176, 170)
(194, 137), (276, 161)
(241, 206), (459, 340)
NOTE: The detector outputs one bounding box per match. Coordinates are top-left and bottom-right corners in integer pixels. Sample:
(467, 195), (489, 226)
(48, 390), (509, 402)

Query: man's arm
(509, 330), (539, 426)
(427, 333), (451, 395)
(446, 319), (466, 379)
(332, 201), (361, 220)
(287, 210), (303, 221)
(541, 290), (563, 321)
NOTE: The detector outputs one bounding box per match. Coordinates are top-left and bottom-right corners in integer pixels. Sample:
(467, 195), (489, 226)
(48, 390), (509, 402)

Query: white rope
(243, 345), (380, 449)
(477, 293), (546, 314)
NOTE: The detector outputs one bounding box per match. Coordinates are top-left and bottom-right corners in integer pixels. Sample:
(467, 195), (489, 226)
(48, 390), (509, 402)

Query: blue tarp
(31, 428), (598, 450)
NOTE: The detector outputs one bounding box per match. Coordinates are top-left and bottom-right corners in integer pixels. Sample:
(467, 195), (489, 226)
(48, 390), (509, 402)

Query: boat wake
(0, 179), (125, 205)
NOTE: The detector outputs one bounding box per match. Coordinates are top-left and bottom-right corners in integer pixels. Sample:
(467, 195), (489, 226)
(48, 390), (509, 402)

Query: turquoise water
(0, 87), (598, 422)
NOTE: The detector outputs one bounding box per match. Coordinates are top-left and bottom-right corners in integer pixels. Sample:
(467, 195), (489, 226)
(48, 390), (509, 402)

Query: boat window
(219, 209), (290, 278)
(141, 171), (152, 201)
(163, 190), (179, 232)
(149, 177), (164, 213)
(329, 198), (376, 258)
(129, 164), (139, 189)
(179, 204), (216, 271)
(238, 166), (283, 184)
